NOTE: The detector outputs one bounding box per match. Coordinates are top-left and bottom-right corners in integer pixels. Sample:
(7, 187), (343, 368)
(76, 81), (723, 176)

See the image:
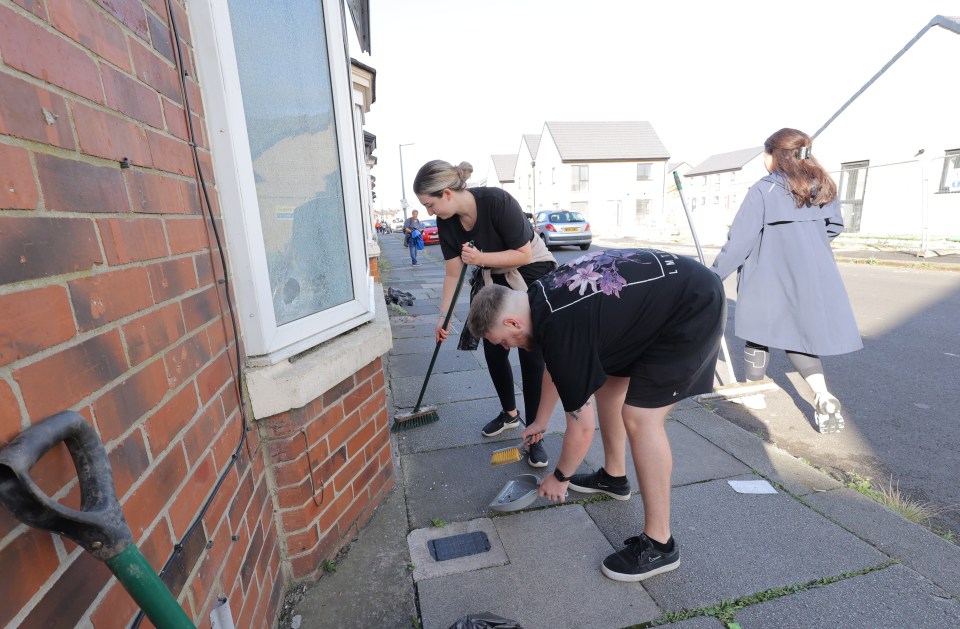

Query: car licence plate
(563, 227), (579, 232)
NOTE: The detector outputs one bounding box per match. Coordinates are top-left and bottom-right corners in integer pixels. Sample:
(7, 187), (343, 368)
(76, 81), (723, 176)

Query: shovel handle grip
(0, 411), (133, 560)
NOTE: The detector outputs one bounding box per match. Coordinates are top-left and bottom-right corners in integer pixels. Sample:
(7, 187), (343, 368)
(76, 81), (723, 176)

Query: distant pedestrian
(414, 160), (556, 468)
(403, 210), (424, 265)
(711, 127), (862, 433)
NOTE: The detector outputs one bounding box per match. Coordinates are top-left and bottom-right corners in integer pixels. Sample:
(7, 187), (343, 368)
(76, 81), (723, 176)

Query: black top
(529, 249), (723, 411)
(438, 188), (533, 261)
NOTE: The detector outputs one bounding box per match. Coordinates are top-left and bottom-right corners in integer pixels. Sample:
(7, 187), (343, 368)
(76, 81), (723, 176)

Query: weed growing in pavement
(388, 303), (408, 315)
(410, 615), (422, 629)
(847, 473), (942, 526)
(628, 563), (894, 628)
(406, 561), (416, 571)
(322, 560), (336, 574)
(430, 518), (448, 528)
(938, 529), (957, 544)
(866, 257), (879, 265)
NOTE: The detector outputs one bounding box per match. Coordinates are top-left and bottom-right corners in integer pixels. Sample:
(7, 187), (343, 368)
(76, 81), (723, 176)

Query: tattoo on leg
(568, 406), (585, 421)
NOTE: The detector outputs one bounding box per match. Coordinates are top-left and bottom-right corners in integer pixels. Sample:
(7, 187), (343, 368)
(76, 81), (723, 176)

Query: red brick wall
(0, 0), (342, 626)
(264, 357), (393, 581)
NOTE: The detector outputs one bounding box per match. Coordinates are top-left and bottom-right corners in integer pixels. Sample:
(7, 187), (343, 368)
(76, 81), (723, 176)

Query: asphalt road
(552, 242), (960, 537)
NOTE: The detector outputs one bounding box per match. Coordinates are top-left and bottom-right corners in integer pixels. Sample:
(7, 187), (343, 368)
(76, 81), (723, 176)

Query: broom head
(490, 445), (523, 466)
(391, 406), (440, 432)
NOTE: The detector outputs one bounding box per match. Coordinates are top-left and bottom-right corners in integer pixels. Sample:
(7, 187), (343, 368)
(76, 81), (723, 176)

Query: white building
(812, 15), (960, 242)
(486, 153), (519, 198)
(515, 133), (541, 212)
(683, 147), (766, 243)
(529, 121), (671, 237)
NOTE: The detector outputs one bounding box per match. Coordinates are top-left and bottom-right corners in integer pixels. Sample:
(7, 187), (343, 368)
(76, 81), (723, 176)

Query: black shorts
(621, 287), (725, 408)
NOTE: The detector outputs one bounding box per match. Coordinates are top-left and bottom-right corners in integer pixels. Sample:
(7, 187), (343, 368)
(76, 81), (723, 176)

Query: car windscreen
(421, 219), (437, 228)
(547, 212), (585, 223)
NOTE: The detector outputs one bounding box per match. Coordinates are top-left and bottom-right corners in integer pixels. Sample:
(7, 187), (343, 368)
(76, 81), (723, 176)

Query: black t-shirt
(438, 188), (533, 261)
(530, 249), (724, 411)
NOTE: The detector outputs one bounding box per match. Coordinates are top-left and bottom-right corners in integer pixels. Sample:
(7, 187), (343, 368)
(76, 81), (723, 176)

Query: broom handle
(673, 172), (737, 384)
(412, 260), (470, 411)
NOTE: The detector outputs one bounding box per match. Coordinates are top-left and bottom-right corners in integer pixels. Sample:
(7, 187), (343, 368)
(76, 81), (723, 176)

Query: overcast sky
(351, 0), (949, 213)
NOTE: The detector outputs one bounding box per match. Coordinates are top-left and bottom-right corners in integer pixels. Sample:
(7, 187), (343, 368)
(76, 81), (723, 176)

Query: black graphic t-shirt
(529, 249), (723, 411)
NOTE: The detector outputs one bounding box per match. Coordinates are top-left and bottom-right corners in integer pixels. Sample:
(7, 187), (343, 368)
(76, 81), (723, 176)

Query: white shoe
(731, 393), (767, 410)
(814, 393), (844, 434)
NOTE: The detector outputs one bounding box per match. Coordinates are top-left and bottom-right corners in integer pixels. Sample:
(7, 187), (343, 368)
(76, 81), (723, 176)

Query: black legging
(479, 260), (555, 425)
(484, 340), (545, 424)
(745, 341), (823, 381)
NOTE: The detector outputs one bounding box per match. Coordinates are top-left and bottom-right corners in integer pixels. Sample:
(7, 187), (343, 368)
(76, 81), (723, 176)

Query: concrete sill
(244, 284), (392, 419)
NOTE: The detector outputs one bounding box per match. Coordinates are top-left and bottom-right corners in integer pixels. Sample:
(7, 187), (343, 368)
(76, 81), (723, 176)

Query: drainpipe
(531, 160), (536, 212)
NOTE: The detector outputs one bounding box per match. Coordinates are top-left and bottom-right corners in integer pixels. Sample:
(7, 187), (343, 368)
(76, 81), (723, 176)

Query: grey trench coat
(711, 172), (862, 356)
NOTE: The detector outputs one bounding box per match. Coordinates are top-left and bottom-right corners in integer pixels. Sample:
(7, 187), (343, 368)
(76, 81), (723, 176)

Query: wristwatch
(553, 468), (571, 483)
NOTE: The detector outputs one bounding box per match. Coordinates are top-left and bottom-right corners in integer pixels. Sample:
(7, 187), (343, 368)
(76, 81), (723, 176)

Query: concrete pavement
(289, 234), (960, 629)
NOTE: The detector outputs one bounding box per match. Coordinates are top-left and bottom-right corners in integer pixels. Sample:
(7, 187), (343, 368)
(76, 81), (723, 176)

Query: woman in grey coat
(711, 128), (862, 434)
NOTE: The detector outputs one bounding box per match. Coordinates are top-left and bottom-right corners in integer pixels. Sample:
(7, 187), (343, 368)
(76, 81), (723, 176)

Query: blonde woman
(414, 160), (556, 467)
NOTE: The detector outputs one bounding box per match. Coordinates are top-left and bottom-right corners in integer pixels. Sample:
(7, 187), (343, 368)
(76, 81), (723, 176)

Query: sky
(349, 0), (951, 213)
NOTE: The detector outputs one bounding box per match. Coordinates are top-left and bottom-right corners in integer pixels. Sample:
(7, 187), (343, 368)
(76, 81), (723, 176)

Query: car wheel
(579, 243), (590, 251)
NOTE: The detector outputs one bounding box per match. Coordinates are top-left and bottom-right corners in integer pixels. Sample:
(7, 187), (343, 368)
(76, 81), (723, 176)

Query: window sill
(244, 284), (393, 419)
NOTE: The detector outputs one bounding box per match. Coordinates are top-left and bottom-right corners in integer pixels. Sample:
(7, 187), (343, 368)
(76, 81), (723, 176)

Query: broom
(391, 258), (470, 431)
(673, 171), (779, 402)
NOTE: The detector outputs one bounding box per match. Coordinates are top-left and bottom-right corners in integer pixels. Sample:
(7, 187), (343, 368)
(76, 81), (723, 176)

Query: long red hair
(764, 128), (837, 208)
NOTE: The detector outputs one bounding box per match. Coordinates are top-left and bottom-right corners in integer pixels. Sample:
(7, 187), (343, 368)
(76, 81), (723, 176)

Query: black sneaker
(568, 468), (631, 501)
(601, 533), (680, 582)
(481, 411), (521, 437)
(526, 440), (548, 468)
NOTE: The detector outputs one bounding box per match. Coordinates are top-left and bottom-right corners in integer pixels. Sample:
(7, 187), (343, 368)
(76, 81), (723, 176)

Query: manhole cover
(427, 531), (491, 561)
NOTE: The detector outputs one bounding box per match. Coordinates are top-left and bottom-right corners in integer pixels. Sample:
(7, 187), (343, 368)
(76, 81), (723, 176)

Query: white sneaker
(731, 393), (767, 410)
(814, 393), (844, 434)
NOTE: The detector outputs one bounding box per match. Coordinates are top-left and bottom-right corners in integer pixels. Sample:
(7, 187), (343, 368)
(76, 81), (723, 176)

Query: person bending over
(467, 249), (724, 581)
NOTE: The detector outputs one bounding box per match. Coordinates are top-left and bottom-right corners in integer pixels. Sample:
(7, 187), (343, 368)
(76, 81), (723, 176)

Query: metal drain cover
(427, 531), (491, 561)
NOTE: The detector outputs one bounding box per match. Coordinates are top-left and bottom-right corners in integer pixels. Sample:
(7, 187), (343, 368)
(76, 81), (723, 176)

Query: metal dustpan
(489, 474), (539, 513)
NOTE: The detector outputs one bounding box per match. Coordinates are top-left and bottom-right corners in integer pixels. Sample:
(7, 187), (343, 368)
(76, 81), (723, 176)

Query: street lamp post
(399, 143), (414, 220)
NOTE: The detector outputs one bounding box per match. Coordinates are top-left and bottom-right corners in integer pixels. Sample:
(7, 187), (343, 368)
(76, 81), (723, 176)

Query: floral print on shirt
(545, 250), (659, 297)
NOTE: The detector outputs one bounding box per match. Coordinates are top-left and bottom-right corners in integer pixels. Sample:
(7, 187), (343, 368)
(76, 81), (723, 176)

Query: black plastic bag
(385, 287), (416, 307)
(448, 612), (522, 629)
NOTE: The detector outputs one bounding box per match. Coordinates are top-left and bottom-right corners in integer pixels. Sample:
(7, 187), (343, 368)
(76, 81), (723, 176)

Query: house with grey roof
(528, 121), (672, 238)
(681, 146), (767, 242)
(486, 153), (519, 197)
(514, 133), (542, 212)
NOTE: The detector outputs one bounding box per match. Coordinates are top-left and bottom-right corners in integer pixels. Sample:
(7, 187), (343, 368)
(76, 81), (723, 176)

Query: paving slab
(417, 505), (662, 629)
(806, 487), (960, 597)
(675, 406), (842, 496)
(392, 370), (507, 408)
(735, 563), (960, 628)
(394, 395), (570, 455)
(585, 476), (889, 611)
(389, 321), (441, 339)
(387, 346), (485, 377)
(290, 486), (417, 629)
(407, 518), (508, 581)
(390, 336), (436, 356)
(581, 419), (750, 496)
(400, 434), (592, 530)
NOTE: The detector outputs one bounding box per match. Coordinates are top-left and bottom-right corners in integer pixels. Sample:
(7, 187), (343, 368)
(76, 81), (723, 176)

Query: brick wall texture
(0, 1), (391, 627)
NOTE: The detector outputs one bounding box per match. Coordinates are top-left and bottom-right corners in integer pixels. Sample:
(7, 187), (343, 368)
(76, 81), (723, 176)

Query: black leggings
(483, 340), (545, 425)
(744, 341), (823, 381)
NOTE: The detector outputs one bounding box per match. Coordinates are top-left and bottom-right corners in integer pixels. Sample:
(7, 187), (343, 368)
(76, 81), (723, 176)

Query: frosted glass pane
(227, 0), (353, 325)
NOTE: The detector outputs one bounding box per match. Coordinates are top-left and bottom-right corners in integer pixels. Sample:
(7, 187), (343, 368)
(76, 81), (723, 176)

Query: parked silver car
(535, 210), (592, 250)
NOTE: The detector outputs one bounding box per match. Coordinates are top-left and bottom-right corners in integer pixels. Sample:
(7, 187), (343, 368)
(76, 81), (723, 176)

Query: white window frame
(636, 163), (652, 181)
(189, 0), (372, 365)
